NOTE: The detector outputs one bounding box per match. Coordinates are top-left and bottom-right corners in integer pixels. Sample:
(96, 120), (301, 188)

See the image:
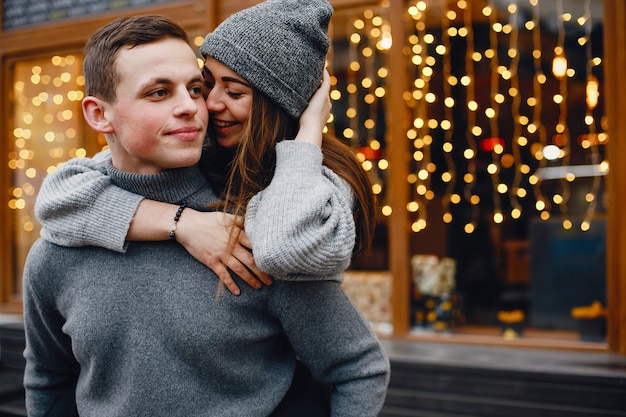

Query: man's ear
(82, 96), (114, 134)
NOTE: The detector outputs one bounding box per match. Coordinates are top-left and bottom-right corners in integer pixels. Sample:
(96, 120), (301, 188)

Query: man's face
(104, 38), (208, 174)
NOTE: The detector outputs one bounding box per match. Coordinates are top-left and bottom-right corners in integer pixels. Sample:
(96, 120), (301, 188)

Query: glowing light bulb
(552, 53), (567, 79)
(586, 75), (600, 110)
(543, 144), (561, 160)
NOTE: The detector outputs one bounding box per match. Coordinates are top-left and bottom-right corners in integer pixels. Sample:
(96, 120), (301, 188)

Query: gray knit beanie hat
(200, 0), (333, 119)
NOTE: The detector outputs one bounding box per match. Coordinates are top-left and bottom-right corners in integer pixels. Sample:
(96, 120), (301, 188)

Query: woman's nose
(205, 89), (224, 112)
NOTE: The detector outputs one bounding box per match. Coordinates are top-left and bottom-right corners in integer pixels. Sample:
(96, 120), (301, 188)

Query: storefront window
(331, 1), (607, 342)
(7, 53), (94, 300)
(0, 0), (616, 348)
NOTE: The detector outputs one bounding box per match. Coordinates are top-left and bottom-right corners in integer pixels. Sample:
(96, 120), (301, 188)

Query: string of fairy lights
(328, 7), (392, 217)
(7, 1), (608, 248)
(330, 0), (607, 234)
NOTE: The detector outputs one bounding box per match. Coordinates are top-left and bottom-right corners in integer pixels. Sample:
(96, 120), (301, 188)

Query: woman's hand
(295, 69), (331, 148)
(175, 209), (272, 295)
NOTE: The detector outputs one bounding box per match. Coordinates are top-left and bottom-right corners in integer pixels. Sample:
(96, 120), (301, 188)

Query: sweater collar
(106, 163), (208, 204)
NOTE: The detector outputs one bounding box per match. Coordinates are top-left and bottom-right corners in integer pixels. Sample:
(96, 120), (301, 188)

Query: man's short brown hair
(83, 15), (189, 102)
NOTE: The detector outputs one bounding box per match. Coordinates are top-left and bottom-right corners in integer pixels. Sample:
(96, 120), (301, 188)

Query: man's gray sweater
(23, 163), (389, 417)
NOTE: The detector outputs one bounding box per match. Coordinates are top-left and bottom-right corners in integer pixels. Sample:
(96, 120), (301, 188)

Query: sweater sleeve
(35, 150), (143, 253)
(274, 280), (390, 417)
(244, 141), (356, 281)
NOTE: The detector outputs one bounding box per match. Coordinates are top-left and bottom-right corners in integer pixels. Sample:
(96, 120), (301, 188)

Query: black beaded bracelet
(169, 204), (187, 240)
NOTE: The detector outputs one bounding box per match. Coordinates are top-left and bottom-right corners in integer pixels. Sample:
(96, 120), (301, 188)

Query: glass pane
(8, 53), (87, 298)
(329, 6), (391, 272)
(331, 1), (607, 341)
(400, 1), (606, 337)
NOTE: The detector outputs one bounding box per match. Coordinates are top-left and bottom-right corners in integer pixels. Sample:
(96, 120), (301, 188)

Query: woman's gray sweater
(23, 163), (390, 417)
(34, 141), (357, 281)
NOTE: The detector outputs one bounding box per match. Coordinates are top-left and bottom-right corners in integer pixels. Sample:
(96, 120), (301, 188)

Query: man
(23, 13), (389, 417)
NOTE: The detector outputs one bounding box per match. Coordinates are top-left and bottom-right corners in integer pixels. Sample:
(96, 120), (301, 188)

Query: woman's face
(203, 57), (253, 149)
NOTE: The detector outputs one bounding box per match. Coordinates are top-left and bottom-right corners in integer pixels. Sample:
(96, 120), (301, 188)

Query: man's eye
(190, 86), (203, 97)
(148, 89), (168, 98)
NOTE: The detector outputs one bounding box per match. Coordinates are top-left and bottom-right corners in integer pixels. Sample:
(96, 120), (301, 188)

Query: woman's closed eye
(226, 90), (244, 99)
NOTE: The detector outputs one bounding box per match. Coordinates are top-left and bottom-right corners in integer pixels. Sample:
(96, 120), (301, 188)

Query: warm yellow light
(411, 220), (427, 232)
(380, 29), (392, 50)
(535, 200), (546, 211)
(553, 94), (563, 104)
(586, 75), (600, 110)
(552, 53), (567, 79)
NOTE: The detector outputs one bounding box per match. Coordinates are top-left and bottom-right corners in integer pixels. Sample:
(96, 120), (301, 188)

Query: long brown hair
(201, 89), (376, 258)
